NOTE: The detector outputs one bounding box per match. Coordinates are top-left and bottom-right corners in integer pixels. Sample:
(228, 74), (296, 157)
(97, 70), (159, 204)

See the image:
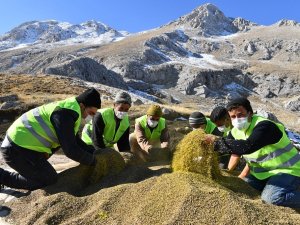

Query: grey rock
(285, 98), (300, 112)
(256, 108), (282, 124)
(0, 101), (20, 109)
(132, 99), (143, 106)
(0, 94), (18, 103)
(44, 57), (128, 89)
(161, 107), (180, 121)
(232, 17), (258, 32)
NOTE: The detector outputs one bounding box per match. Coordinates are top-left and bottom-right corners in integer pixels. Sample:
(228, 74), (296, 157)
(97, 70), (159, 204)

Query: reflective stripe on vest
(251, 152), (300, 173)
(204, 118), (216, 134)
(244, 143), (294, 163)
(231, 115), (300, 180)
(135, 115), (165, 141)
(32, 108), (59, 143)
(21, 112), (53, 148)
(81, 122), (93, 145)
(81, 108), (130, 147)
(7, 97), (81, 153)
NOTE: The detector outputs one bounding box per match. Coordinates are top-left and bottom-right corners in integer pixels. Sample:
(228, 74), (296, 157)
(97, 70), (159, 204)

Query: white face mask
(85, 115), (93, 123)
(232, 116), (250, 131)
(147, 119), (158, 128)
(115, 110), (128, 119)
(217, 125), (226, 132)
(217, 125), (230, 133)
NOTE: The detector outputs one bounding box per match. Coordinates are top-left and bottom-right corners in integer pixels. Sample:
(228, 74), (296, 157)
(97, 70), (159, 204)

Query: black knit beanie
(189, 111), (207, 125)
(226, 97), (253, 113)
(76, 88), (101, 108)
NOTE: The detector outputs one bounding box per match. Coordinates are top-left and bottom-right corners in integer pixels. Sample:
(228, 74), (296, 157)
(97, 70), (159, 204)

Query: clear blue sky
(1, 0), (300, 35)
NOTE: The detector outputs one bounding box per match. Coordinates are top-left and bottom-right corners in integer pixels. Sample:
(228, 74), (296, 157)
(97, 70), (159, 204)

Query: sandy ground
(0, 150), (79, 225)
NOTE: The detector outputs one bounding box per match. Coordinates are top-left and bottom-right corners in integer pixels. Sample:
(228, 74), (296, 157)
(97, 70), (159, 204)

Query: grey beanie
(114, 91), (132, 105)
(189, 111), (207, 125)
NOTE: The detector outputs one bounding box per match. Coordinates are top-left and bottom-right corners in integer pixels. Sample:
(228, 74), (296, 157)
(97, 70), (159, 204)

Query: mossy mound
(89, 148), (126, 184)
(6, 171), (300, 225)
(172, 129), (220, 179)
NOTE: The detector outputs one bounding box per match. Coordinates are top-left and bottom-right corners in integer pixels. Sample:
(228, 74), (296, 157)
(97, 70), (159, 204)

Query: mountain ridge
(0, 3), (300, 114)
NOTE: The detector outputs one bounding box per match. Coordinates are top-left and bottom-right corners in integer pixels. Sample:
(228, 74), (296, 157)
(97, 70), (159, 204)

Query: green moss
(97, 210), (109, 220)
(172, 129), (220, 179)
(89, 148), (126, 184)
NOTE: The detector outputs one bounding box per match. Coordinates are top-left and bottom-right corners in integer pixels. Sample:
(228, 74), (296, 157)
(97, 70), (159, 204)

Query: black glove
(213, 138), (232, 155)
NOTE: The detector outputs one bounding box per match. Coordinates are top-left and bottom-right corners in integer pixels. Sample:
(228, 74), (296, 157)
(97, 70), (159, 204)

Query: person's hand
(227, 154), (241, 171)
(89, 151), (108, 184)
(203, 134), (217, 145)
(238, 164), (250, 179)
(146, 145), (154, 154)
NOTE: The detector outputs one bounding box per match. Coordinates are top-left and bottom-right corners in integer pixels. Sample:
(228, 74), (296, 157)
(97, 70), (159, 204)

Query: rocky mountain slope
(0, 3), (300, 112)
(0, 20), (127, 51)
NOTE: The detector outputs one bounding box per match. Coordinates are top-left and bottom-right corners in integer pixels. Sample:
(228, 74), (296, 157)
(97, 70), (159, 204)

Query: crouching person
(130, 105), (170, 162)
(81, 91), (132, 152)
(0, 88), (101, 191)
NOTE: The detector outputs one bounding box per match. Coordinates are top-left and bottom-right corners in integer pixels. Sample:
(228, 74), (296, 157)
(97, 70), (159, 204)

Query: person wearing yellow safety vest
(81, 91), (131, 152)
(210, 106), (236, 169)
(210, 106), (232, 137)
(0, 88), (101, 191)
(129, 105), (170, 162)
(211, 97), (300, 208)
(188, 111), (222, 135)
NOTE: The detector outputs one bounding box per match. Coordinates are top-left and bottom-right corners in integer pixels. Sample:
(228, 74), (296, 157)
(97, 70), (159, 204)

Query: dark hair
(210, 106), (228, 123)
(226, 97), (253, 113)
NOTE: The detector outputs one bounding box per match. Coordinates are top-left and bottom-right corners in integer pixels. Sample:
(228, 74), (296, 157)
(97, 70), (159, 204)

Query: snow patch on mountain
(0, 20), (129, 51)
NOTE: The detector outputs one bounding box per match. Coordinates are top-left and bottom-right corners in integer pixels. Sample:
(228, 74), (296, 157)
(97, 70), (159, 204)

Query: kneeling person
(81, 91), (131, 152)
(130, 105), (170, 162)
(0, 88), (101, 190)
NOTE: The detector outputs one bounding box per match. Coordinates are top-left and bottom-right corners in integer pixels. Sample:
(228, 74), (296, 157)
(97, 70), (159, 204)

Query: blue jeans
(244, 173), (300, 208)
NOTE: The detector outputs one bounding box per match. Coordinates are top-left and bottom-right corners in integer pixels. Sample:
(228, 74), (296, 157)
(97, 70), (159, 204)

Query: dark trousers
(0, 146), (57, 191)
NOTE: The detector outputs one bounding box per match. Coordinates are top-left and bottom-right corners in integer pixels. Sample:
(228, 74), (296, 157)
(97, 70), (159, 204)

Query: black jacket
(214, 120), (282, 155)
(91, 111), (130, 152)
(50, 108), (95, 165)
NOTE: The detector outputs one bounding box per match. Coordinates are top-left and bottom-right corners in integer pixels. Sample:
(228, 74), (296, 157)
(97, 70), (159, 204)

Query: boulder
(0, 94), (18, 103)
(285, 97), (300, 112)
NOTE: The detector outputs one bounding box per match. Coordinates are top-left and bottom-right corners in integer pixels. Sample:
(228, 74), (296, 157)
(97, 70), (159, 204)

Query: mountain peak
(169, 3), (258, 36)
(0, 20), (127, 51)
(274, 19), (300, 27)
(172, 3), (238, 36)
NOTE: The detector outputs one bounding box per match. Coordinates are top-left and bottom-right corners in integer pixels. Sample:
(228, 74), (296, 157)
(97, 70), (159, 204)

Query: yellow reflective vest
(135, 115), (165, 141)
(7, 97), (81, 154)
(81, 108), (129, 147)
(231, 115), (300, 180)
